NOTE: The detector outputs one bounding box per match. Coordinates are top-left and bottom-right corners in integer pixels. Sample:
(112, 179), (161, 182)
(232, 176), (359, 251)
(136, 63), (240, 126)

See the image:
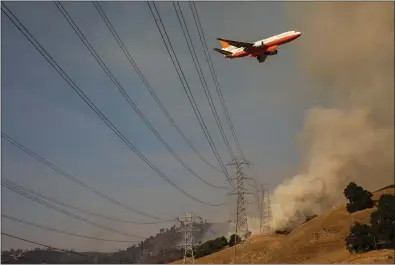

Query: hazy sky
(1, 1), (326, 252)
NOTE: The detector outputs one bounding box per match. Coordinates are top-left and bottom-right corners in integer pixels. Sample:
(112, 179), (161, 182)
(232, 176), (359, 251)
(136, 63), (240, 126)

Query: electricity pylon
(260, 184), (272, 234)
(227, 157), (253, 263)
(259, 184), (265, 233)
(177, 212), (202, 264)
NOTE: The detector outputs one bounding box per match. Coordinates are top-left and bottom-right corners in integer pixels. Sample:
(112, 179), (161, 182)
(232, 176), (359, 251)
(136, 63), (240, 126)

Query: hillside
(172, 185), (394, 264)
(1, 221), (228, 264)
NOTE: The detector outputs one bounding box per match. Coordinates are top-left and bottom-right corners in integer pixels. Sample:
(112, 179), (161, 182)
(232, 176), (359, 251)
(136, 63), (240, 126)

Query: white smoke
(226, 216), (263, 239)
(269, 2), (394, 232)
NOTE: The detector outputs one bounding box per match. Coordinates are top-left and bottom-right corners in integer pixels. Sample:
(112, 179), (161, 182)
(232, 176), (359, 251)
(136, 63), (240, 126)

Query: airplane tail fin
(218, 39), (230, 48)
(213, 48), (232, 56)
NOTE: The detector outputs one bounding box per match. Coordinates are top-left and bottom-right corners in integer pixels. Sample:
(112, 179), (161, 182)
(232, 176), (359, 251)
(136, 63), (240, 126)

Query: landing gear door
(257, 55), (267, 63)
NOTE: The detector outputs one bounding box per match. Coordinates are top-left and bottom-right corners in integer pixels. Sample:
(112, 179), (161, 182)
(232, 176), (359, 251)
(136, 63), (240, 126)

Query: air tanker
(213, 31), (302, 63)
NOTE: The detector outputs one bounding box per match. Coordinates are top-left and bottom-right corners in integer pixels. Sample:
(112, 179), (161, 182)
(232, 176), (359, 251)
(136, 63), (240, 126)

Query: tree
(194, 236), (229, 259)
(370, 194), (395, 249)
(228, 234), (241, 247)
(346, 222), (376, 253)
(211, 236), (228, 249)
(344, 182), (374, 213)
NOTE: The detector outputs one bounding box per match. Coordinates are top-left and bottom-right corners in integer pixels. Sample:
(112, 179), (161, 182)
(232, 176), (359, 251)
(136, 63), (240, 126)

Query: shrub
(370, 194), (395, 249)
(274, 230), (291, 235)
(345, 222), (376, 253)
(344, 182), (374, 213)
(212, 236), (228, 249)
(228, 234), (241, 247)
(194, 236), (228, 259)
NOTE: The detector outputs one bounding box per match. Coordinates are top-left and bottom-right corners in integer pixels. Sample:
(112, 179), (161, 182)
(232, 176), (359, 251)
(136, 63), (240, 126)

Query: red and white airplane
(213, 31), (302, 63)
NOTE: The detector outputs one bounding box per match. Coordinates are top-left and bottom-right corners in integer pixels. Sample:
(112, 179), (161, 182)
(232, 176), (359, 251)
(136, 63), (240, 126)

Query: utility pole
(177, 212), (202, 264)
(227, 157), (252, 263)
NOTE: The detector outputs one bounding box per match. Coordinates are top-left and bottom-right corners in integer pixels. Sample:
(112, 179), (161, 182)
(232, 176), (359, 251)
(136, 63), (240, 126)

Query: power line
(54, 1), (226, 191)
(2, 179), (146, 240)
(147, 2), (235, 190)
(40, 198), (177, 225)
(173, 2), (236, 162)
(92, 1), (224, 175)
(2, 232), (130, 264)
(1, 173), (177, 225)
(1, 3), (225, 207)
(1, 232), (92, 258)
(2, 214), (140, 243)
(1, 132), (168, 221)
(189, 2), (246, 160)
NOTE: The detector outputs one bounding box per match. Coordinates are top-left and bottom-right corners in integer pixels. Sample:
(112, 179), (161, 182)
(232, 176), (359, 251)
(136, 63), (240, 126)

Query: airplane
(213, 31), (302, 63)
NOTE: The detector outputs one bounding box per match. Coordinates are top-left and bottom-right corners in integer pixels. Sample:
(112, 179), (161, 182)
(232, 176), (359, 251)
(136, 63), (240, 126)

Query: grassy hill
(1, 221), (228, 263)
(172, 185), (394, 264)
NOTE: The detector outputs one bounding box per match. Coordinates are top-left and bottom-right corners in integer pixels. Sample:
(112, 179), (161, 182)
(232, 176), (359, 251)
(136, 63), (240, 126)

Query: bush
(194, 236), (228, 259)
(228, 234), (241, 247)
(370, 194), (395, 249)
(345, 193), (395, 254)
(274, 229), (291, 235)
(213, 236), (228, 249)
(344, 182), (374, 213)
(346, 222), (376, 253)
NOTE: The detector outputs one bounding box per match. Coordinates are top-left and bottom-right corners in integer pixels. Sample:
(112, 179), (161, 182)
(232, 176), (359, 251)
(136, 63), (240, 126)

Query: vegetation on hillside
(344, 182), (395, 254)
(1, 222), (219, 264)
(228, 234), (242, 247)
(194, 236), (229, 259)
(344, 182), (374, 213)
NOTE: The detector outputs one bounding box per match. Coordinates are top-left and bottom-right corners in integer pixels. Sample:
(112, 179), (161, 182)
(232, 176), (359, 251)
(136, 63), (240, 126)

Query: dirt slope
(172, 185), (394, 264)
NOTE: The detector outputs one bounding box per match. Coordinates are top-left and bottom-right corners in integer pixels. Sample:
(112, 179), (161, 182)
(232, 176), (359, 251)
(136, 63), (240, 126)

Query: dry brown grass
(172, 185), (394, 264)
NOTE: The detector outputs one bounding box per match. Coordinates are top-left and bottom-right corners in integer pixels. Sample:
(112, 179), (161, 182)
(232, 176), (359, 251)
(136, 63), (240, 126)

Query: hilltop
(172, 185), (394, 264)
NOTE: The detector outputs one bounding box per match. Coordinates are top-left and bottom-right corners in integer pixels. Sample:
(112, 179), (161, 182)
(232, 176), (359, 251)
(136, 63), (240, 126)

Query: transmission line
(92, 1), (224, 175)
(173, 2), (236, 162)
(1, 173), (177, 225)
(2, 179), (146, 240)
(2, 232), (130, 264)
(189, 2), (246, 160)
(1, 132), (169, 220)
(1, 3), (225, 207)
(1, 233), (92, 258)
(147, 2), (235, 189)
(54, 1), (225, 190)
(2, 214), (140, 243)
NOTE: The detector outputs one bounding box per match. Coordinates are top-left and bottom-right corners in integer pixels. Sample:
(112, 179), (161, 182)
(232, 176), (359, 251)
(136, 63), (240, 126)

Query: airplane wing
(213, 48), (233, 56)
(217, 38), (254, 48)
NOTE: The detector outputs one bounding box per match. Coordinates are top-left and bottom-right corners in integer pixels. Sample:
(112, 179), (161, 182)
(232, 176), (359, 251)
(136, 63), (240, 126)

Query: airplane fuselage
(215, 31), (302, 62)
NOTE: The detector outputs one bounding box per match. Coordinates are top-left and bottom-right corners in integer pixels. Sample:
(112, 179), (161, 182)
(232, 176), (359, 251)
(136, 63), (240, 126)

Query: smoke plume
(269, 2), (394, 232)
(226, 217), (262, 238)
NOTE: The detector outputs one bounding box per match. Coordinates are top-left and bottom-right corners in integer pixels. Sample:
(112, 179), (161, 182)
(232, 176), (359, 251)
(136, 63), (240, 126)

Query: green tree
(344, 182), (374, 213)
(370, 194), (395, 249)
(345, 222), (376, 253)
(194, 236), (229, 259)
(228, 234), (241, 247)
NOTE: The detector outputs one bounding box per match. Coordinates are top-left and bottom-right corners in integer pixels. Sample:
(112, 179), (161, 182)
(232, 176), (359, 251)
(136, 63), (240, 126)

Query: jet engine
(265, 50), (278, 56)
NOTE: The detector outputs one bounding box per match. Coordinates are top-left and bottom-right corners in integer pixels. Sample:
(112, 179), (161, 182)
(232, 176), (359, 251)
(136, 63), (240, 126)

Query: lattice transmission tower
(177, 212), (203, 264)
(227, 157), (253, 263)
(259, 184), (272, 234)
